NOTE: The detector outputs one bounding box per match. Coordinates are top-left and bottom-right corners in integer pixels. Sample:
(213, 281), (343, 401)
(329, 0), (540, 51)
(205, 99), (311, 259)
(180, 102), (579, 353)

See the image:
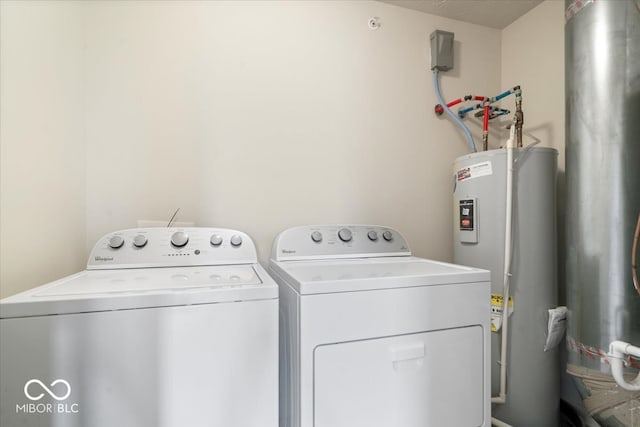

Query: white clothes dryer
(268, 225), (491, 427)
(0, 227), (278, 427)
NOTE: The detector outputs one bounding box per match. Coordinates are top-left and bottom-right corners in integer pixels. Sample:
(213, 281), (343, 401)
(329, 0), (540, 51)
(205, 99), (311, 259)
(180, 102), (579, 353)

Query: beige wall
(83, 0), (501, 265)
(501, 0), (565, 171)
(0, 1), (86, 297)
(501, 0), (566, 299)
(2, 0), (566, 298)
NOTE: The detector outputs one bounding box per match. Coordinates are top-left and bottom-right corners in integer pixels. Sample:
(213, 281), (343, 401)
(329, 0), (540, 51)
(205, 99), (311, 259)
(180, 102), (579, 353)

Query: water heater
(453, 147), (559, 427)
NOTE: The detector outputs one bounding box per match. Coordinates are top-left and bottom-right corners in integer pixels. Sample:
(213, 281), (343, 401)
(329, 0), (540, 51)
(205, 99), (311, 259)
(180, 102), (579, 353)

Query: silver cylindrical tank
(453, 147), (559, 427)
(565, 0), (640, 424)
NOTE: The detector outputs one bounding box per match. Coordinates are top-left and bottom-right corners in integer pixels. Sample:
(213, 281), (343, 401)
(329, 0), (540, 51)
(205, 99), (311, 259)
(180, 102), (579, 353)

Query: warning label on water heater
(456, 161), (492, 182)
(491, 293), (514, 332)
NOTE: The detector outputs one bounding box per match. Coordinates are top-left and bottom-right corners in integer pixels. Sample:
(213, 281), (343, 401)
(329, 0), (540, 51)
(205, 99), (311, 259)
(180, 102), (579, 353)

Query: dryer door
(313, 326), (485, 427)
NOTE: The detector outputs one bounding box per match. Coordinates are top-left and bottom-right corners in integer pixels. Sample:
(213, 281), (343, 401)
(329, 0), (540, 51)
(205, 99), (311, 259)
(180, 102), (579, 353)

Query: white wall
(1, 0), (505, 297)
(0, 1), (86, 298)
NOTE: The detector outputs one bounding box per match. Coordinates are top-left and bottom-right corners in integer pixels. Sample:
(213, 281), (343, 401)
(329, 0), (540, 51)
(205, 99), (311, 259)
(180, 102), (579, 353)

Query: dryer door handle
(390, 342), (425, 363)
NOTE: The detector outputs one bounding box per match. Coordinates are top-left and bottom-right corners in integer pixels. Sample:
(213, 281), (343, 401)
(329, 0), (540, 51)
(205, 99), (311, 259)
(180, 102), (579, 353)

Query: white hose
(491, 417), (513, 427)
(492, 117), (518, 405)
(608, 340), (640, 391)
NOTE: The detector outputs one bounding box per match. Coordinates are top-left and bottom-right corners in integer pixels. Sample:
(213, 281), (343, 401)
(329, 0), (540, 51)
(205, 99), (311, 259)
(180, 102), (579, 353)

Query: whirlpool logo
(16, 378), (79, 414)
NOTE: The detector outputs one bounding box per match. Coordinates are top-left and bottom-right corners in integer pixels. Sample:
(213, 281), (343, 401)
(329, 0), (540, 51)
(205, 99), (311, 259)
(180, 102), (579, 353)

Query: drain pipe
(491, 417), (513, 427)
(492, 116), (518, 411)
(608, 341), (640, 391)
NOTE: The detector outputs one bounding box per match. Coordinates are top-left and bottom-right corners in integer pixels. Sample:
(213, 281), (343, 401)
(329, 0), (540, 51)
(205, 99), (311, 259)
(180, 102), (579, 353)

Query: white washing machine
(268, 225), (491, 427)
(0, 227), (278, 427)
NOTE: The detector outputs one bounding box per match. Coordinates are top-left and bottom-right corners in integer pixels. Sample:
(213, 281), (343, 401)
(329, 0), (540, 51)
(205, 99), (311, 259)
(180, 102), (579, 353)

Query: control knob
(230, 234), (243, 247)
(210, 234), (223, 246)
(108, 235), (124, 249)
(382, 230), (393, 241)
(367, 231), (378, 241)
(338, 228), (353, 242)
(133, 234), (148, 248)
(171, 231), (189, 247)
(311, 231), (323, 243)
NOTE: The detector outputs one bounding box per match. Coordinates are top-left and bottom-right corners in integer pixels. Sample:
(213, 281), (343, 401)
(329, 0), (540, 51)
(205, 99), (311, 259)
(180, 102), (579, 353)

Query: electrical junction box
(430, 30), (454, 71)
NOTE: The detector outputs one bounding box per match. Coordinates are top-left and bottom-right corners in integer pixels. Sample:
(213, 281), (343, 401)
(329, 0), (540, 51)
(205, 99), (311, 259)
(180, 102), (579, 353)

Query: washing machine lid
(269, 256), (490, 295)
(0, 264), (277, 318)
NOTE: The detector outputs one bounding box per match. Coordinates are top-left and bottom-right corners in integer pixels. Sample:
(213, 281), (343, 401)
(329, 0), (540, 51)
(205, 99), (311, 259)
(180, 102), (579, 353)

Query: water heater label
(456, 161), (492, 182)
(459, 200), (475, 230)
(490, 293), (514, 332)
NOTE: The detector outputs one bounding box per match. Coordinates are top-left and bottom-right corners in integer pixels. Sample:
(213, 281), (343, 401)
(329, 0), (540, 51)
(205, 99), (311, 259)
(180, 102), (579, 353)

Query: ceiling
(379, 0), (544, 29)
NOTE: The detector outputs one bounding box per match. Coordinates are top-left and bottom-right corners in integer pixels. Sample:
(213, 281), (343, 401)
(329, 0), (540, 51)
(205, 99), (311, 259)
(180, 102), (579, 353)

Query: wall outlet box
(430, 30), (454, 71)
(137, 220), (195, 228)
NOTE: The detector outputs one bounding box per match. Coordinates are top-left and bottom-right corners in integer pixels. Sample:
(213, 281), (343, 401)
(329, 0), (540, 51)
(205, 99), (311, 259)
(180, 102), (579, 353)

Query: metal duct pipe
(565, 0), (640, 424)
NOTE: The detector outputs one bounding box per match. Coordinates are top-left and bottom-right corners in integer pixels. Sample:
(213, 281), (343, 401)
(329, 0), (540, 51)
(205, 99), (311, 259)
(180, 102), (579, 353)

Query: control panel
(271, 225), (411, 261)
(458, 198), (479, 244)
(88, 228), (257, 270)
